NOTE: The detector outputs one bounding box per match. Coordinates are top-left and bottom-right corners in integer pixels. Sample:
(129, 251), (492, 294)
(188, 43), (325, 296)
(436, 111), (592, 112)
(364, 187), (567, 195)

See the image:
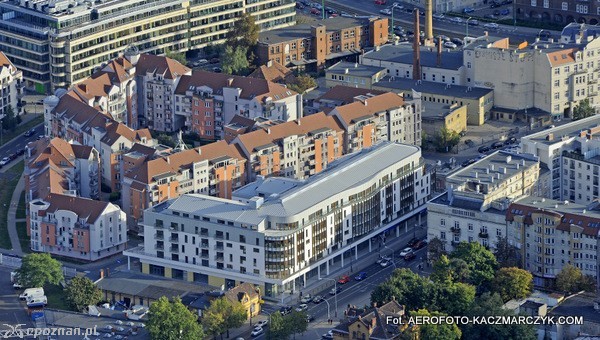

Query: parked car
(451, 38), (464, 46)
(330, 286), (342, 295)
(461, 159), (476, 167)
(478, 145), (491, 153)
(212, 67), (223, 73)
(432, 13), (445, 19)
(412, 240), (427, 250)
(24, 129), (35, 137)
(407, 237), (419, 247)
(296, 2), (304, 9)
(312, 295), (324, 304)
(300, 294), (312, 303)
(404, 252), (417, 261)
(491, 141), (504, 149)
(500, 8), (510, 15)
(380, 259), (391, 267)
(355, 272), (368, 281)
(322, 330), (334, 339)
(296, 304), (308, 312)
(16, 148), (25, 156)
(468, 19), (479, 26)
(310, 8), (320, 15)
(0, 157), (10, 166)
(463, 7), (475, 13)
(380, 8), (392, 15)
(399, 247), (414, 257)
(507, 136), (518, 144)
(484, 14), (497, 19)
(251, 327), (264, 337)
(449, 17), (463, 23)
(443, 42), (457, 49)
(484, 23), (500, 29)
(306, 314), (315, 322)
(8, 153), (17, 161)
(338, 275), (350, 284)
(255, 320), (268, 328)
(279, 306), (292, 315)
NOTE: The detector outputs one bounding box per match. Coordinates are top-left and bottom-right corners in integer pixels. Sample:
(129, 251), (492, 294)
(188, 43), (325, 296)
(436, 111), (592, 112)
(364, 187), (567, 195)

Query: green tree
(370, 269), (437, 312)
(202, 297), (247, 339)
(156, 133), (176, 147)
(431, 255), (470, 284)
(436, 282), (476, 316)
(433, 127), (461, 153)
(288, 311), (308, 339)
(555, 264), (596, 293)
(165, 51), (188, 66)
(492, 267), (533, 302)
(268, 311), (288, 340)
(427, 237), (446, 264)
(147, 296), (204, 340)
(287, 74), (317, 94)
(65, 276), (102, 312)
(2, 105), (18, 130)
(494, 237), (521, 268)
(412, 309), (461, 340)
(450, 242), (497, 287)
(222, 46), (250, 75)
(573, 98), (595, 120)
(202, 309), (225, 339)
(462, 292), (536, 340)
(16, 253), (64, 288)
(226, 13), (259, 50)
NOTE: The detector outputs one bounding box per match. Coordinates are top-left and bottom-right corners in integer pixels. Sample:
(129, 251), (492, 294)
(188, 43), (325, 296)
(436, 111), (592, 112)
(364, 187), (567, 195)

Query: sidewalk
(7, 175), (24, 255)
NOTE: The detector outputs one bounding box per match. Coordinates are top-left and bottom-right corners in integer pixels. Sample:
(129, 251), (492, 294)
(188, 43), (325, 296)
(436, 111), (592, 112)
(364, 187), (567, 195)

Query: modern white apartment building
(520, 115), (600, 203)
(124, 141), (430, 296)
(29, 193), (127, 261)
(506, 196), (600, 288)
(0, 0), (295, 93)
(427, 151), (542, 252)
(0, 51), (23, 117)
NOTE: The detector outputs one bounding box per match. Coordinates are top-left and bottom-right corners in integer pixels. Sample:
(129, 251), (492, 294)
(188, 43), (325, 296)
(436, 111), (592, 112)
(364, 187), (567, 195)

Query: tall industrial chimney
(437, 37), (442, 67)
(424, 0), (434, 46)
(413, 9), (421, 80)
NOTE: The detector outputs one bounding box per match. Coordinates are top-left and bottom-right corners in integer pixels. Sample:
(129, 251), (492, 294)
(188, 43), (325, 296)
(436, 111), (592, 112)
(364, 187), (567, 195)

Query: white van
(19, 287), (44, 300)
(26, 295), (47, 307)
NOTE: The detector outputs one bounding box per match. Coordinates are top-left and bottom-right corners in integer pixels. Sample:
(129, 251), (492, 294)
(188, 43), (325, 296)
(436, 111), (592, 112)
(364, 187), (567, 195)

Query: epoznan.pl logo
(0, 324), (98, 338)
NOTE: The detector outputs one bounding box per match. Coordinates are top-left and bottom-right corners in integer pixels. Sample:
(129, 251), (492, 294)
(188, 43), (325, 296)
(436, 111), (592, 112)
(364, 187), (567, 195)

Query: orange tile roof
(0, 51), (15, 69)
(135, 54), (191, 80)
(546, 48), (577, 67)
(43, 193), (110, 224)
(175, 70), (297, 103)
(330, 92), (405, 125)
(100, 122), (141, 145)
(235, 111), (343, 153)
(248, 61), (294, 83)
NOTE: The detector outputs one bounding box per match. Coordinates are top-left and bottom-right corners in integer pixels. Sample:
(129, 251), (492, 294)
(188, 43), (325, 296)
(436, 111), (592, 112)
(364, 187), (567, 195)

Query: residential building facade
(427, 151), (542, 252)
(325, 62), (387, 89)
(0, 51), (23, 117)
(256, 17), (388, 70)
(124, 142), (430, 296)
(29, 193), (127, 261)
(0, 0), (295, 92)
(515, 0), (599, 26)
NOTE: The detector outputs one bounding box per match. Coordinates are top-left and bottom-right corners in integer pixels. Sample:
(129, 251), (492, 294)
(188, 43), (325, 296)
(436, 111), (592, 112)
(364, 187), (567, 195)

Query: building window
(562, 2), (568, 10)
(543, 0), (549, 7)
(576, 4), (588, 13)
(531, 0), (536, 6)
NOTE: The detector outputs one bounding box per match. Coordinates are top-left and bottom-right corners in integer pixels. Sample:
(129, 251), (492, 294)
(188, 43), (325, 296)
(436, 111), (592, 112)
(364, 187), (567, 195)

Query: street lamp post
(322, 0), (325, 20)
(382, 245), (398, 269)
(466, 17), (472, 38)
(319, 277), (338, 318)
(323, 299), (331, 320)
(390, 4), (399, 37)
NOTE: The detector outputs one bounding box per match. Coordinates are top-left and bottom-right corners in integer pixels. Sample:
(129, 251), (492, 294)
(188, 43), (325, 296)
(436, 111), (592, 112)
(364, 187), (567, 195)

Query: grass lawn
(1, 115), (43, 147)
(45, 283), (72, 311)
(16, 221), (30, 254)
(16, 191), (25, 219)
(0, 160), (24, 249)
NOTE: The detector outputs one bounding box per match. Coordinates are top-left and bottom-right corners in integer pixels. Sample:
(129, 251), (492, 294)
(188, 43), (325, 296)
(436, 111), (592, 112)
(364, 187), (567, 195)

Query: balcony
(155, 244), (164, 250)
(451, 226), (461, 233)
(170, 245), (179, 252)
(169, 237), (179, 243)
(478, 232), (489, 238)
(201, 253), (209, 259)
(201, 242), (209, 248)
(215, 244), (224, 251)
(154, 233), (164, 240)
(215, 255), (224, 261)
(215, 233), (224, 240)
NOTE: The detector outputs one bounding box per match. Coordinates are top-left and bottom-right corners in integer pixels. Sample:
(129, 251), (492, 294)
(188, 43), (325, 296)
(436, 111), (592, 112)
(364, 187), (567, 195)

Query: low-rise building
(421, 102), (467, 138)
(373, 77), (493, 126)
(506, 196), (600, 287)
(224, 283), (260, 319)
(332, 300), (411, 340)
(124, 141), (429, 296)
(325, 62), (387, 89)
(0, 52), (23, 117)
(248, 60), (295, 84)
(29, 193), (127, 261)
(427, 151), (542, 252)
(256, 17), (388, 70)
(310, 86), (386, 115)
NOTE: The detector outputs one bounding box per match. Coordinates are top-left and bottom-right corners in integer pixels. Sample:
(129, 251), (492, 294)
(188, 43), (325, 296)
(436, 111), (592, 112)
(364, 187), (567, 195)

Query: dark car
(500, 8), (510, 15)
(279, 306), (292, 315)
(490, 2), (499, 7)
(24, 129), (35, 137)
(468, 19), (479, 26)
(465, 139), (474, 147)
(312, 295), (324, 304)
(451, 38), (463, 46)
(484, 14), (497, 19)
(491, 141), (504, 149)
(463, 7), (475, 13)
(412, 240), (427, 250)
(493, 9), (501, 15)
(461, 159), (476, 167)
(16, 148), (25, 156)
(306, 314), (315, 323)
(8, 153), (17, 161)
(295, 3), (304, 9)
(404, 252), (417, 261)
(478, 145), (491, 153)
(507, 137), (518, 144)
(407, 237), (419, 247)
(330, 286), (342, 295)
(355, 272), (368, 281)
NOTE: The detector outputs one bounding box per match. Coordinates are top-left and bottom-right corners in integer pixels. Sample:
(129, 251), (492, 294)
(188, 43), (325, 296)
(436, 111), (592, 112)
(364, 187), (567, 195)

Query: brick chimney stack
(424, 0), (434, 46)
(437, 37), (442, 67)
(413, 10), (421, 80)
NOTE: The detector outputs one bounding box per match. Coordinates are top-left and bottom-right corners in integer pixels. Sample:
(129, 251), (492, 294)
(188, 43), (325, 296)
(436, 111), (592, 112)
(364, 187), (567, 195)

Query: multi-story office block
(328, 92), (422, 152)
(256, 16), (388, 70)
(0, 0), (295, 93)
(29, 193), (127, 261)
(520, 115), (600, 203)
(506, 196), (600, 288)
(124, 141), (429, 296)
(427, 151), (542, 251)
(122, 140), (247, 230)
(0, 51), (23, 117)
(174, 70), (301, 139)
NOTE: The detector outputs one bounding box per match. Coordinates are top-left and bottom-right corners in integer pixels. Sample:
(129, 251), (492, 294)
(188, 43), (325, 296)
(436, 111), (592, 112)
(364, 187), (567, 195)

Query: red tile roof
(135, 54), (191, 80)
(330, 92), (405, 125)
(42, 193), (110, 224)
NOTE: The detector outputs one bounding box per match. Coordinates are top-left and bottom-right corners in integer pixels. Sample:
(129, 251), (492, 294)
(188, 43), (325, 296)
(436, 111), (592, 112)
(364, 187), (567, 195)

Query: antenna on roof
(174, 130), (187, 152)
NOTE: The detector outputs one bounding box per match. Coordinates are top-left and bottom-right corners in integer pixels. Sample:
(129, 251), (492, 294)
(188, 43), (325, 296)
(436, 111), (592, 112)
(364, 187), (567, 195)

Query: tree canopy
(494, 237), (521, 268)
(16, 253), (64, 288)
(433, 127), (461, 153)
(450, 242), (497, 287)
(287, 75), (317, 94)
(222, 46), (250, 75)
(65, 276), (102, 312)
(147, 296), (204, 340)
(555, 264), (596, 293)
(201, 297), (247, 338)
(412, 309), (461, 340)
(427, 237), (446, 263)
(491, 267), (533, 302)
(226, 13), (259, 51)
(573, 98), (595, 121)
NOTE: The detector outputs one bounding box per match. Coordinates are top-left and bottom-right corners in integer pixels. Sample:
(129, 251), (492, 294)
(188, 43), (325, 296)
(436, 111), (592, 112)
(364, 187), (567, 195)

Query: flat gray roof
(258, 17), (373, 44)
(159, 142), (420, 227)
(448, 150), (538, 186)
(374, 76), (492, 99)
(327, 62), (386, 77)
(514, 196), (600, 219)
(363, 44), (463, 70)
(421, 101), (463, 120)
(522, 115), (600, 145)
